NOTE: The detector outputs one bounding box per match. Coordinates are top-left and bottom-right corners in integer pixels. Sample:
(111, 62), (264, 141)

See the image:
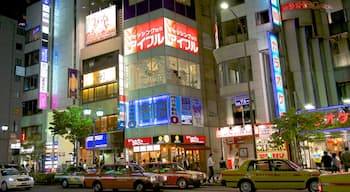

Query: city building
(214, 0), (350, 167)
(0, 15), (25, 164)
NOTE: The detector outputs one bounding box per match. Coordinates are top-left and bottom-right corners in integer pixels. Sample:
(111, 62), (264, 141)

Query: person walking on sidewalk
(207, 153), (215, 183)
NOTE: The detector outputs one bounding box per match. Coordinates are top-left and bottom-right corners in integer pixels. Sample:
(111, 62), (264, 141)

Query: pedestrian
(321, 151), (332, 171)
(183, 156), (190, 170)
(331, 153), (339, 173)
(341, 147), (350, 172)
(207, 153), (215, 183)
(219, 156), (227, 169)
(234, 152), (240, 169)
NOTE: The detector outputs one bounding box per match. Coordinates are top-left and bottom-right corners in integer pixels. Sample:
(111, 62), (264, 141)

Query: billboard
(124, 17), (198, 55)
(85, 5), (117, 45)
(68, 68), (78, 99)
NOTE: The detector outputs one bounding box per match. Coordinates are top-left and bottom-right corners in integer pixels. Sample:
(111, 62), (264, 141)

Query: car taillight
(318, 184), (322, 192)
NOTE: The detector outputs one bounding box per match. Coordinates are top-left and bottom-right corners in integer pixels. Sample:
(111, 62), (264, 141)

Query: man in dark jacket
(321, 151), (332, 171)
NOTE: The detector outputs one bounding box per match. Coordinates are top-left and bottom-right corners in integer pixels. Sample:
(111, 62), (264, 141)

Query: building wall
(0, 15), (24, 164)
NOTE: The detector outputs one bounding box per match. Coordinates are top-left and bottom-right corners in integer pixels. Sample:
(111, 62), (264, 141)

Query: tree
(20, 135), (45, 173)
(269, 108), (324, 164)
(49, 106), (93, 165)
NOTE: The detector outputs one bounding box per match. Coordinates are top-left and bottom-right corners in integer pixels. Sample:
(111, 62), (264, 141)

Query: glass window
(222, 16), (248, 45)
(166, 56), (200, 89)
(95, 85), (107, 100)
(272, 160), (294, 171)
(220, 57), (251, 87)
(107, 83), (118, 97)
(255, 160), (270, 171)
(256, 10), (269, 25)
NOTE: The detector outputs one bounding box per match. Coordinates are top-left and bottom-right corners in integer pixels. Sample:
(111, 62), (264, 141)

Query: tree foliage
(49, 106), (92, 145)
(269, 108), (324, 163)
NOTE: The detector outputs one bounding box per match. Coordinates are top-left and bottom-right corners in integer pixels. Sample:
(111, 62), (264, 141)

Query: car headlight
(149, 176), (157, 183)
(8, 177), (15, 182)
(29, 177), (34, 181)
(191, 174), (198, 180)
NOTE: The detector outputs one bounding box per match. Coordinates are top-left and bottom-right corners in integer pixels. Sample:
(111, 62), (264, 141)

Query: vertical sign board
(268, 32), (286, 117)
(118, 55), (126, 129)
(39, 0), (50, 110)
(270, 0), (282, 27)
(138, 97), (153, 127)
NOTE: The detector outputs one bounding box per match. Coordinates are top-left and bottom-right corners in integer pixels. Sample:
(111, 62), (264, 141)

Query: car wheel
(1, 182), (8, 192)
(307, 179), (319, 192)
(134, 182), (145, 192)
(61, 179), (69, 188)
(93, 182), (103, 192)
(239, 180), (255, 192)
(177, 178), (188, 189)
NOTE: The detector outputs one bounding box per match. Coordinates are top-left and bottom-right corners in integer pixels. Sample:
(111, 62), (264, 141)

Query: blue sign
(138, 98), (153, 127)
(86, 133), (108, 149)
(268, 32), (286, 117)
(153, 95), (169, 125)
(234, 94), (250, 106)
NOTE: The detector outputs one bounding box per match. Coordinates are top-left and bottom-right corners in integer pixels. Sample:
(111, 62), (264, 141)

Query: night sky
(0, 0), (39, 22)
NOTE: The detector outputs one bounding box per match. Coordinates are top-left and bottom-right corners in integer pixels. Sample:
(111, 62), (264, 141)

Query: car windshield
(287, 160), (301, 170)
(1, 168), (20, 176)
(172, 163), (185, 171)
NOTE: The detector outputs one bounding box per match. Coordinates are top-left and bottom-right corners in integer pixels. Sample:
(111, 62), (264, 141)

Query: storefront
(125, 135), (209, 171)
(217, 124), (288, 169)
(300, 105), (350, 168)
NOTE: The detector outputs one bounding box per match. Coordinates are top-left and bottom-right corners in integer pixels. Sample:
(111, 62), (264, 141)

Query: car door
(250, 160), (279, 189)
(271, 159), (304, 189)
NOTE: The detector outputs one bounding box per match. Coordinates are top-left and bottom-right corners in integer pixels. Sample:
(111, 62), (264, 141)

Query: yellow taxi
(221, 158), (320, 192)
(318, 172), (350, 192)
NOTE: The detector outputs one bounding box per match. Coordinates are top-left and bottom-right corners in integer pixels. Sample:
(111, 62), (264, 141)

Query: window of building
(25, 50), (39, 67)
(220, 56), (251, 87)
(176, 0), (191, 6)
(16, 43), (23, 50)
(222, 16), (248, 45)
(95, 114), (118, 132)
(23, 75), (38, 91)
(21, 126), (41, 141)
(25, 26), (41, 43)
(256, 10), (269, 25)
(22, 99), (41, 116)
(82, 88), (95, 103)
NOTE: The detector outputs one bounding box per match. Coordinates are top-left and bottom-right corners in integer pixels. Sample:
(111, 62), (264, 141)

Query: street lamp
(220, 2), (257, 159)
(83, 108), (104, 167)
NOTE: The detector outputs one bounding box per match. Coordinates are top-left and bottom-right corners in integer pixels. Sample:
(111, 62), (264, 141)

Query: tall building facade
(0, 15), (24, 164)
(122, 0), (220, 171)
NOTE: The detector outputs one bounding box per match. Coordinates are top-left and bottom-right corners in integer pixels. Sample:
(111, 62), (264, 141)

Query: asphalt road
(10, 184), (308, 192)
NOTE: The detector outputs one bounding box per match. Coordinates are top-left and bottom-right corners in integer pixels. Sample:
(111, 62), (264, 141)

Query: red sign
(258, 152), (286, 159)
(124, 17), (198, 55)
(125, 137), (153, 147)
(184, 135), (206, 144)
(316, 111), (349, 126)
(281, 1), (331, 12)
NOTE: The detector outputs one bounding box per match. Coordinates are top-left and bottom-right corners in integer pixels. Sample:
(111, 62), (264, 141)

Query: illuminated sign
(86, 133), (108, 149)
(85, 5), (117, 45)
(68, 68), (78, 99)
(270, 0), (281, 27)
(268, 32), (286, 117)
(125, 137), (153, 147)
(126, 95), (202, 128)
(124, 17), (198, 55)
(281, 1), (332, 12)
(118, 55), (126, 129)
(216, 125), (260, 138)
(83, 67), (116, 87)
(184, 135), (206, 144)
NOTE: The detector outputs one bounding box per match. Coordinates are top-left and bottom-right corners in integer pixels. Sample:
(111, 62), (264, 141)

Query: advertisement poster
(181, 97), (192, 124)
(169, 95), (181, 124)
(192, 98), (203, 127)
(85, 5), (117, 45)
(68, 68), (78, 99)
(127, 100), (136, 128)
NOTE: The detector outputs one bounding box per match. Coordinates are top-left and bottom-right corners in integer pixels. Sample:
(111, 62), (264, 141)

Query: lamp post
(220, 2), (257, 159)
(83, 108), (104, 167)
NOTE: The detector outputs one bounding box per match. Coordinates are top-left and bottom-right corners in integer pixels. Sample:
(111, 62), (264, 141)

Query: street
(10, 184), (308, 192)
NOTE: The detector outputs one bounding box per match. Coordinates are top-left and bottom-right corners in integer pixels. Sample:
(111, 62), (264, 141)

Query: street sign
(235, 94), (250, 106)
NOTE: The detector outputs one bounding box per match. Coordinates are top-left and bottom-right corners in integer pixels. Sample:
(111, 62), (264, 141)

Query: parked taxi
(143, 162), (206, 189)
(54, 166), (86, 188)
(0, 168), (34, 191)
(221, 158), (320, 192)
(84, 163), (164, 192)
(318, 172), (350, 192)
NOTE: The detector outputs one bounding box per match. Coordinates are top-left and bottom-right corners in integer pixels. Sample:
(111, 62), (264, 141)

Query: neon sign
(270, 0), (281, 27)
(281, 1), (332, 12)
(124, 17), (198, 55)
(268, 32), (286, 117)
